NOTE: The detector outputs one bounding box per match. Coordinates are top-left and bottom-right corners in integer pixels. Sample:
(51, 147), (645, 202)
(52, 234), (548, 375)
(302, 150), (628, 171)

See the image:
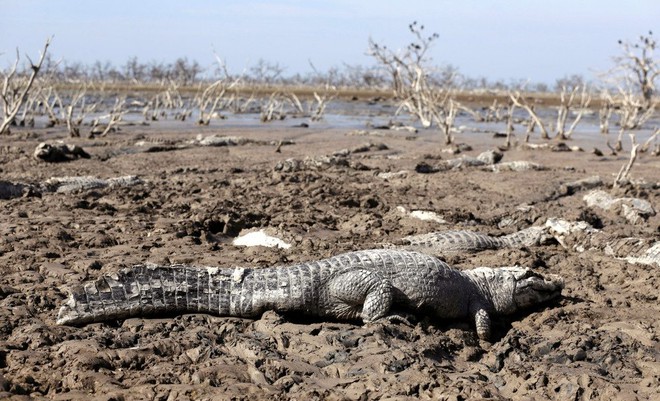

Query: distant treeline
(11, 53), (585, 93)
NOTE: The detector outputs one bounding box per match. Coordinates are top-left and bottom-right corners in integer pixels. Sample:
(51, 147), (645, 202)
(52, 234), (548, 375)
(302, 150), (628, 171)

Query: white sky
(1, 0), (658, 84)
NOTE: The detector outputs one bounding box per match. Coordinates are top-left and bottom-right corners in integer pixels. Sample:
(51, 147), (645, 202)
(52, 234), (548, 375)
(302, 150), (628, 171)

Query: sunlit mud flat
(0, 102), (659, 400)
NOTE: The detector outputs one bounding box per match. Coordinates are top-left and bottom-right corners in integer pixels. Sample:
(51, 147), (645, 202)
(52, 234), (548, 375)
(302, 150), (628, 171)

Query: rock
(233, 229), (292, 249)
(583, 190), (656, 224)
(415, 162), (438, 174)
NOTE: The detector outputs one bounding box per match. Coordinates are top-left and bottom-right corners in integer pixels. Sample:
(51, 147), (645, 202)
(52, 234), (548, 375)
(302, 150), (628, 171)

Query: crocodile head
(508, 267), (564, 311)
(468, 266), (564, 315)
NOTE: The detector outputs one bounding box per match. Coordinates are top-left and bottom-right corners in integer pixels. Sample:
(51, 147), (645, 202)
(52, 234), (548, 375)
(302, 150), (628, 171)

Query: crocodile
(57, 249), (563, 340)
(389, 226), (551, 254)
(0, 175), (143, 199)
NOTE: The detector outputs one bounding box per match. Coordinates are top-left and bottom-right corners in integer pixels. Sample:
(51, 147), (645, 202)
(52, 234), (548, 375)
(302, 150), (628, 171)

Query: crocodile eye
(524, 270), (540, 279)
(510, 267), (534, 280)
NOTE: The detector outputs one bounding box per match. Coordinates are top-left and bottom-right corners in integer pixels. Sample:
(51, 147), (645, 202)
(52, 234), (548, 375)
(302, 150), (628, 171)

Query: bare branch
(509, 91), (549, 139)
(195, 77), (240, 125)
(612, 32), (658, 105)
(614, 133), (640, 188)
(40, 86), (61, 127)
(0, 37), (51, 134)
(64, 86), (99, 137)
(561, 86), (592, 139)
(504, 101), (516, 149)
(260, 92), (285, 122)
(454, 101), (484, 122)
(94, 96), (127, 137)
(368, 22), (453, 136)
(310, 87), (335, 121)
(599, 91), (614, 134)
(640, 127), (659, 153)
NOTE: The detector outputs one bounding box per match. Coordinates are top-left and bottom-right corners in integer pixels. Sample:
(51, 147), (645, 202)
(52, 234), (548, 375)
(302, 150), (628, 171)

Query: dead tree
(616, 85), (657, 131)
(91, 96), (126, 137)
(310, 91), (332, 121)
(612, 86), (658, 151)
(161, 80), (192, 121)
(260, 92), (285, 122)
(612, 31), (658, 107)
(285, 92), (306, 116)
(62, 87), (99, 137)
(640, 128), (659, 153)
(15, 86), (42, 127)
(226, 92), (257, 114)
(601, 31), (658, 153)
(142, 81), (190, 122)
(435, 98), (457, 145)
(162, 81), (184, 110)
(195, 78), (239, 125)
(455, 101), (484, 122)
(484, 99), (506, 123)
(510, 86), (591, 142)
(599, 91), (614, 134)
(509, 91), (550, 140)
(555, 85), (591, 140)
(368, 21), (457, 142)
(525, 106), (537, 137)
(0, 38), (51, 134)
(613, 133), (640, 188)
(39, 86), (61, 127)
(600, 32), (658, 151)
(284, 86), (335, 122)
(504, 101), (516, 149)
(143, 94), (162, 121)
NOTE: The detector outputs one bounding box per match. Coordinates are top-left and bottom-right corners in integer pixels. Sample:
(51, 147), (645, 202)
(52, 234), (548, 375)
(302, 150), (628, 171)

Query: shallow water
(29, 96), (658, 157)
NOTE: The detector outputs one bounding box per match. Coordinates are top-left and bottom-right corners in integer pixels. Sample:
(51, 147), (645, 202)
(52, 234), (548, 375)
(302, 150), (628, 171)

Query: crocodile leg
(471, 306), (492, 341)
(322, 269), (394, 322)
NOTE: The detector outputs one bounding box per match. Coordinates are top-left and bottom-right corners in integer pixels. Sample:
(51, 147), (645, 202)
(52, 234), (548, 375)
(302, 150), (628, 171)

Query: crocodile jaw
(511, 268), (564, 310)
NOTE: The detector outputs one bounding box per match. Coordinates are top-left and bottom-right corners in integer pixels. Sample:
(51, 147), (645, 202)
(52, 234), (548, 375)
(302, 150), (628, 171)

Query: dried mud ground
(0, 122), (659, 400)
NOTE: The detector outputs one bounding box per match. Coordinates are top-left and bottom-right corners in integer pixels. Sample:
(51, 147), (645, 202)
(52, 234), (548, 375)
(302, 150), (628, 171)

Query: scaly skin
(57, 249), (563, 340)
(42, 175), (143, 193)
(0, 175), (142, 199)
(391, 226), (551, 254)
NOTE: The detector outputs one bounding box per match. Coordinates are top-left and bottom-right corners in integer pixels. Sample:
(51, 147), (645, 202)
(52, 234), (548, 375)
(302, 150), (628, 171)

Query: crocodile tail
(498, 226), (547, 248)
(56, 264), (236, 325)
(396, 231), (501, 252)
